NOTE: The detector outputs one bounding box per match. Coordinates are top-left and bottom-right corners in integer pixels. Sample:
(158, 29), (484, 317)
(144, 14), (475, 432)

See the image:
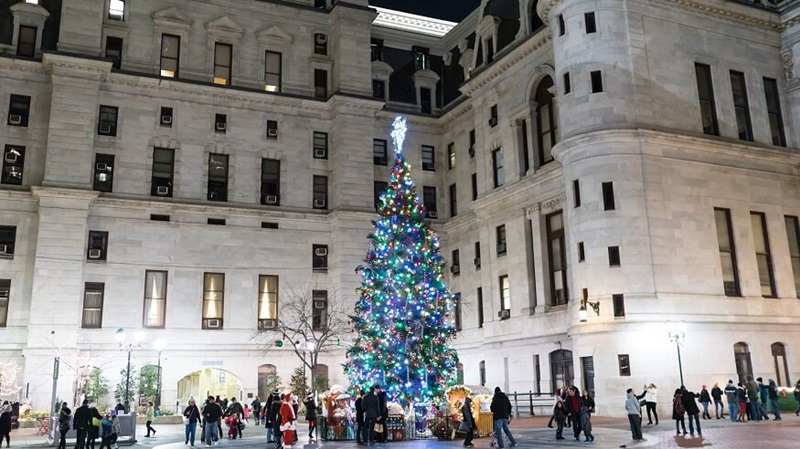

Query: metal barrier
(47, 414), (138, 446)
(510, 391), (557, 417)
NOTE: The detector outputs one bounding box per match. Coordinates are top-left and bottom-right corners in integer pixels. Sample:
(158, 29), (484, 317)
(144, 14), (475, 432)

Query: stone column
(526, 204), (547, 315)
(56, 0), (104, 56)
(329, 2), (376, 97)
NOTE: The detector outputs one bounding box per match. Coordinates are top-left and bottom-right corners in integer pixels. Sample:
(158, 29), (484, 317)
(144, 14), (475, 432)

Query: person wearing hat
(303, 393), (317, 442)
(279, 394), (296, 447)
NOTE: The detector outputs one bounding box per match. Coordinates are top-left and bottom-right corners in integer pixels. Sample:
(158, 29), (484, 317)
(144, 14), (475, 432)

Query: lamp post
(668, 322), (687, 387)
(116, 328), (145, 413)
(305, 339), (317, 442)
(154, 340), (166, 409)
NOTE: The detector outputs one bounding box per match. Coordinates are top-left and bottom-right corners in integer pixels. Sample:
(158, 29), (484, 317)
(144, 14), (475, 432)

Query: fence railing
(510, 391), (557, 417)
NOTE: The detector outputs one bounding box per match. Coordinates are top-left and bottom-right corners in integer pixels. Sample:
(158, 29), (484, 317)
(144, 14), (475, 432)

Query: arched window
(771, 342), (790, 386)
(733, 342), (753, 384)
(531, 0), (544, 31)
(257, 364), (277, 398)
(534, 76), (557, 167)
(479, 361), (486, 386)
(549, 349), (573, 393)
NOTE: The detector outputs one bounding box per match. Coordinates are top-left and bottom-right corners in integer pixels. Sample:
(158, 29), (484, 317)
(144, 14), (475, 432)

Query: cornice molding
(42, 53), (112, 81)
(373, 6), (457, 37)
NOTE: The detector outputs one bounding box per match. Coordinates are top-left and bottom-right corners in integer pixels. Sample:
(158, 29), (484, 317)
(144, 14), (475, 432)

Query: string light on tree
(345, 116), (459, 405)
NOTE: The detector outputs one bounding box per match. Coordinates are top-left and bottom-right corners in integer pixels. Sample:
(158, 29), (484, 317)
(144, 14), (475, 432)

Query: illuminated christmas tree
(345, 116), (459, 404)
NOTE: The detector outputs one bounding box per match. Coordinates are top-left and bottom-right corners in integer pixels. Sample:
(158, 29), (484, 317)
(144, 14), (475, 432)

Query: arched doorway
(771, 342), (790, 386)
(177, 368), (243, 407)
(257, 364), (277, 399)
(550, 349), (573, 393)
(733, 342), (753, 384)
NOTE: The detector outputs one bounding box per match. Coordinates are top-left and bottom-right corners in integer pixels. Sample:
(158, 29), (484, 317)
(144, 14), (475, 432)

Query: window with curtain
(258, 275), (279, 329)
(202, 273), (224, 329)
(143, 271), (167, 328)
(82, 283), (105, 328)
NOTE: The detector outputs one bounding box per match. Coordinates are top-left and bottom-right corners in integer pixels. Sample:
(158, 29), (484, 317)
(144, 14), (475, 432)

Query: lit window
(143, 270), (167, 328)
(213, 43), (232, 85)
(160, 34), (180, 78)
(258, 275), (278, 329)
(202, 273), (225, 329)
(265, 51), (282, 92)
(108, 0), (125, 21)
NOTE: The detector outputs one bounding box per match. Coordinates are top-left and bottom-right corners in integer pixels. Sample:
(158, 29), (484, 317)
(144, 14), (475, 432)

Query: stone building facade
(1, 0), (799, 416)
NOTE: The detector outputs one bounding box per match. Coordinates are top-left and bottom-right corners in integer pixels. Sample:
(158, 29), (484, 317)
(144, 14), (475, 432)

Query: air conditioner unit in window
(497, 309), (510, 320)
(314, 300), (326, 309)
(0, 245), (7, 254)
(88, 248), (102, 259)
(313, 147), (327, 158)
(450, 265), (460, 274)
(0, 289), (7, 299)
(474, 257), (481, 268)
(260, 319), (277, 329)
(264, 195), (278, 205)
(422, 162), (435, 171)
(99, 124), (113, 134)
(315, 34), (328, 45)
(267, 128), (278, 138)
(156, 185), (170, 196)
(468, 146), (475, 158)
(4, 153), (18, 164)
(314, 199), (327, 208)
(426, 210), (438, 219)
(215, 122), (227, 132)
(489, 117), (498, 127)
(160, 115), (173, 126)
(8, 114), (22, 125)
(96, 163), (108, 171)
(206, 319), (221, 328)
(497, 243), (506, 253)
(314, 247), (328, 257)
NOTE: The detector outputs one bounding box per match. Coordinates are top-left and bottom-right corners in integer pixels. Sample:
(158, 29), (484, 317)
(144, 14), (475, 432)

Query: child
(673, 389), (686, 435)
(99, 414), (113, 449)
(553, 400), (567, 440)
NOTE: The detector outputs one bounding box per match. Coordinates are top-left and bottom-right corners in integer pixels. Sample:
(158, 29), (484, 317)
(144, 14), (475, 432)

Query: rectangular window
(618, 354), (631, 376)
(105, 36), (123, 70)
(370, 39), (384, 62)
(214, 113), (227, 133)
(17, 25), (36, 57)
(265, 51), (282, 92)
(563, 72), (571, 94)
(602, 181), (615, 211)
(372, 79), (385, 99)
(785, 216), (800, 298)
(313, 131), (328, 159)
(314, 69), (328, 98)
(420, 87), (432, 114)
(143, 270), (167, 328)
(534, 355), (542, 394)
(578, 242), (585, 262)
(471, 173), (478, 201)
(573, 179), (581, 207)
(97, 105), (118, 136)
(448, 142), (456, 169)
(421, 145), (435, 171)
(492, 147), (505, 188)
(490, 105), (498, 127)
(558, 14), (565, 36)
(1, 145), (25, 186)
(608, 246), (620, 267)
(0, 279), (8, 327)
(7, 94), (31, 127)
(151, 148), (174, 197)
(496, 224), (507, 256)
(160, 34), (180, 78)
(477, 287), (484, 328)
(469, 129), (476, 157)
(207, 218), (225, 226)
(449, 184), (457, 218)
(258, 275), (279, 329)
(207, 153), (229, 202)
(160, 106), (173, 127)
(474, 241), (482, 270)
(590, 71), (603, 93)
(422, 186), (437, 218)
(108, 0), (125, 20)
(499, 274), (511, 313)
(150, 214), (170, 222)
(695, 63), (718, 135)
(751, 212), (776, 297)
(373, 139), (388, 165)
(714, 208), (740, 296)
(313, 175), (328, 209)
(730, 71), (753, 141)
(585, 12), (596, 33)
(547, 211), (568, 306)
(313, 244), (329, 272)
(454, 293), (462, 331)
(519, 119), (530, 174)
(763, 77), (786, 147)
(0, 226), (16, 258)
(213, 43), (233, 85)
(266, 120), (278, 139)
(261, 159), (280, 205)
(413, 46), (429, 70)
(451, 249), (461, 276)
(374, 181), (387, 211)
(87, 231), (109, 261)
(81, 283), (105, 329)
(312, 290), (328, 331)
(613, 293), (625, 318)
(261, 221), (278, 229)
(314, 33), (328, 55)
(202, 273), (224, 329)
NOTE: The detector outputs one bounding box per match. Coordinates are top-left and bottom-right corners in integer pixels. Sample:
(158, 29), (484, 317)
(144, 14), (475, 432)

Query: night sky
(370, 0), (482, 22)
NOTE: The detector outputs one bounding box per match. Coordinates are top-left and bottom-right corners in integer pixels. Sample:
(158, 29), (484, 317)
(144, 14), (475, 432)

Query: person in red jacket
(279, 394), (296, 447)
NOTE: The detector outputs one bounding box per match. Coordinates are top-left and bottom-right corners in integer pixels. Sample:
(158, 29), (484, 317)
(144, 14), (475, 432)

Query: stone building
(0, 0), (799, 416)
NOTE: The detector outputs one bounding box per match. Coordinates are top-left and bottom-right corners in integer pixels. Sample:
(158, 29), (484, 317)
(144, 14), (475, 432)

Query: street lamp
(305, 339), (317, 442)
(578, 289), (600, 323)
(116, 328), (145, 413)
(154, 340), (166, 409)
(667, 322), (687, 386)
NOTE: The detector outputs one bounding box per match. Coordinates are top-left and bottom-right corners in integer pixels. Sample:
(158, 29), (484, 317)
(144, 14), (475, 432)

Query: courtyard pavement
(10, 415), (799, 448)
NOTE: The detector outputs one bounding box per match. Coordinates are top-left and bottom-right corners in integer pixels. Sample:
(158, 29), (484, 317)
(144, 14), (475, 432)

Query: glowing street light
(667, 322), (687, 386)
(116, 328), (145, 413)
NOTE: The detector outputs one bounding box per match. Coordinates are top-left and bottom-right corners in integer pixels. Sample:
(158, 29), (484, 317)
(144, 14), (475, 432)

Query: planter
(135, 415), (183, 425)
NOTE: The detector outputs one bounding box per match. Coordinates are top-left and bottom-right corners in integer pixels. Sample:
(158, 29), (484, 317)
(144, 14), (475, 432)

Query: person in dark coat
(87, 404), (103, 449)
(58, 402), (72, 449)
(304, 394), (317, 442)
(711, 383), (724, 419)
(354, 391), (365, 444)
(376, 390), (388, 443)
(250, 397), (261, 424)
(552, 400), (567, 440)
(0, 403), (12, 448)
(699, 385), (712, 420)
(461, 396), (475, 448)
(267, 393), (283, 449)
(183, 398), (202, 446)
(489, 387), (517, 448)
(73, 400), (91, 449)
(361, 386), (380, 445)
(672, 389), (686, 435)
(680, 386), (701, 436)
(563, 387), (585, 441)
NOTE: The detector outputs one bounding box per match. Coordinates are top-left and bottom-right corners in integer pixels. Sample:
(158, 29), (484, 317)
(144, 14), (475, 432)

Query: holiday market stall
(319, 386), (355, 441)
(446, 385), (494, 438)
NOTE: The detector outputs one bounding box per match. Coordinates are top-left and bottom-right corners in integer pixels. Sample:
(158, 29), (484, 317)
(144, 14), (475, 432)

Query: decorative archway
(177, 368), (243, 407)
(771, 342), (790, 386)
(733, 342), (753, 384)
(549, 349), (573, 393)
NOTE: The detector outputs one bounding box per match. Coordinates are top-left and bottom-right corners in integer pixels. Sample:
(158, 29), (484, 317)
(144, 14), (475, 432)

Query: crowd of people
(55, 400), (121, 449)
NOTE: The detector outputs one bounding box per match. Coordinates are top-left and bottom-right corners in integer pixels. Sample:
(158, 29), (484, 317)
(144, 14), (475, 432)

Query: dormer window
(413, 46), (430, 71)
(108, 0), (125, 21)
(314, 33), (328, 56)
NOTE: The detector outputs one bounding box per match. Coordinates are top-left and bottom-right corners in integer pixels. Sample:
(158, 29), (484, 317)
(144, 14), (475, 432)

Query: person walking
(87, 403), (103, 449)
(184, 398), (202, 446)
(110, 413), (121, 449)
(644, 383), (659, 425)
(73, 400), (90, 449)
(145, 401), (157, 437)
(625, 388), (644, 442)
(461, 396), (475, 448)
(724, 380), (738, 422)
(377, 389), (388, 443)
(672, 389), (686, 435)
(354, 390), (365, 445)
(225, 398), (244, 439)
(552, 400), (567, 440)
(279, 394), (296, 447)
(362, 386), (380, 445)
(794, 380), (800, 416)
(699, 385), (712, 420)
(0, 403), (11, 448)
(757, 377), (770, 420)
(251, 397), (262, 425)
(767, 379), (782, 421)
(489, 387), (517, 448)
(563, 387), (584, 441)
(711, 383), (724, 419)
(202, 395), (223, 447)
(57, 402), (71, 449)
(304, 393), (317, 442)
(578, 394), (594, 443)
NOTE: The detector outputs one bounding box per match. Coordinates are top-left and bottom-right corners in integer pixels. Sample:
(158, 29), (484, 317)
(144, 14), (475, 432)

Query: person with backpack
(724, 380), (738, 422)
(672, 389), (686, 435)
(99, 414), (113, 449)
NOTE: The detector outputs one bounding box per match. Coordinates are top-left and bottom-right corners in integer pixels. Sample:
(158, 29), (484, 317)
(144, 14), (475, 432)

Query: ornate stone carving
(541, 195), (566, 213)
(782, 50), (794, 82)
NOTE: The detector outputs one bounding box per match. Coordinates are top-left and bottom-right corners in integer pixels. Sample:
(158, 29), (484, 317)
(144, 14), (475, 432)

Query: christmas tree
(346, 116), (459, 404)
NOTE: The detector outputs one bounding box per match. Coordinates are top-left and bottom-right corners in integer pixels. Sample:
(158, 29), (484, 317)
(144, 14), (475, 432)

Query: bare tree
(255, 285), (351, 396)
